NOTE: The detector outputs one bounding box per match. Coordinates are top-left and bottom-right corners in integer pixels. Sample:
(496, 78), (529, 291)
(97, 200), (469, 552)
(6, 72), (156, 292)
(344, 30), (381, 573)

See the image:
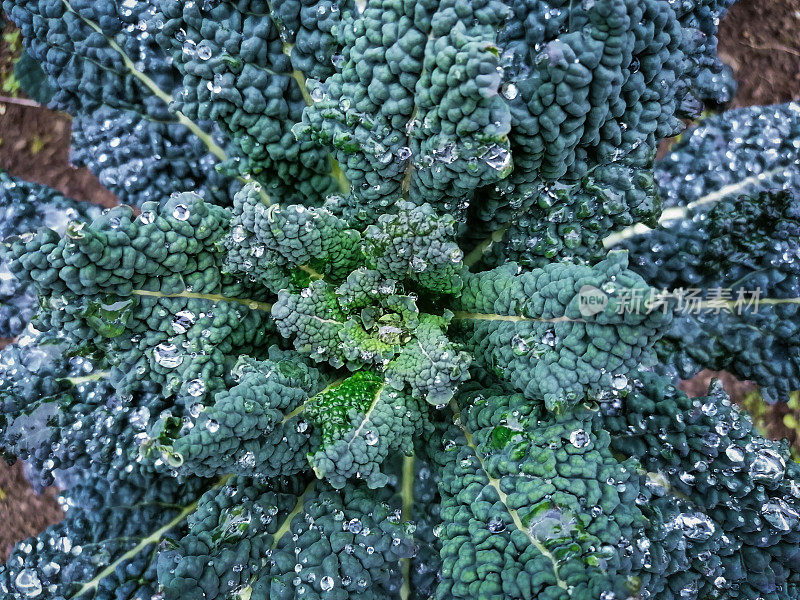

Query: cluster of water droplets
(657, 102), (800, 211)
(509, 329), (560, 359)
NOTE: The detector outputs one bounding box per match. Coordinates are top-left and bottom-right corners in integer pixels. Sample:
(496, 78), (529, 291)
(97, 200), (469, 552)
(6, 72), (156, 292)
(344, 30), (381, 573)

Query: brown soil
(0, 0), (799, 563)
(0, 102), (116, 206)
(0, 16), (115, 205)
(679, 369), (758, 400)
(0, 461), (63, 560)
(718, 0), (800, 107)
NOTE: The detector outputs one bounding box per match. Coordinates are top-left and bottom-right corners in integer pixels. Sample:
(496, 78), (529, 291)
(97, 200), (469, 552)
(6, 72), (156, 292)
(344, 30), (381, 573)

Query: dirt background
(1, 0), (799, 561)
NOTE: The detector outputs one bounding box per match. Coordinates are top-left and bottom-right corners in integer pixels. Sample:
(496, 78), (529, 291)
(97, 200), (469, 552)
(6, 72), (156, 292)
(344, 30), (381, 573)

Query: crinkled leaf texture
(5, 1), (800, 600)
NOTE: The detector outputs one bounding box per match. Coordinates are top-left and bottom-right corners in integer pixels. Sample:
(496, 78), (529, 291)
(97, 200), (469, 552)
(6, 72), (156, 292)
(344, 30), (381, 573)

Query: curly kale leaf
(433, 388), (649, 599)
(272, 268), (471, 404)
(0, 468), (212, 600)
(362, 201), (464, 294)
(0, 332), (142, 487)
(14, 50), (55, 105)
(152, 0), (340, 203)
(604, 371), (800, 599)
(155, 353), (327, 479)
(157, 475), (417, 600)
(293, 0), (732, 223)
(614, 104), (800, 402)
(7, 193), (278, 475)
(223, 183), (362, 292)
(625, 188), (800, 402)
(3, 0), (177, 118)
(464, 164), (660, 270)
(70, 106), (236, 208)
(452, 250), (670, 408)
(224, 185), (466, 295)
(0, 171), (101, 338)
(655, 101), (800, 212)
(304, 371), (434, 489)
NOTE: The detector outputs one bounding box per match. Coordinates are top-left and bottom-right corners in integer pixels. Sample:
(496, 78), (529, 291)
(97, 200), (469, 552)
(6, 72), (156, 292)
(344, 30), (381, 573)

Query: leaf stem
(61, 371), (111, 385)
(0, 95), (47, 109)
(71, 475), (232, 599)
(270, 479), (316, 549)
(299, 264), (325, 280)
(61, 0), (228, 162)
(263, 0), (351, 195)
(448, 400), (568, 591)
(399, 454), (415, 600)
(603, 166), (789, 247)
(463, 223), (512, 268)
(131, 289), (274, 312)
(280, 376), (347, 424)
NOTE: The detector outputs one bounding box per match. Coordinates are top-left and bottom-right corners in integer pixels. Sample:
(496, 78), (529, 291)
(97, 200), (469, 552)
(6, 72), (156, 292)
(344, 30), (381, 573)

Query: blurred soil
(0, 18), (116, 206)
(1, 0), (800, 561)
(0, 462), (62, 561)
(0, 102), (116, 206)
(718, 0), (800, 108)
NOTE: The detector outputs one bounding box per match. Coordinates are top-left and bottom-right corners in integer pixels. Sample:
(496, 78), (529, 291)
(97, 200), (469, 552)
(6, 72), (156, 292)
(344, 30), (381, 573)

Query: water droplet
(483, 145), (511, 171)
(310, 86), (326, 103)
(14, 569), (42, 597)
(762, 498), (800, 531)
(232, 225), (247, 243)
(701, 401), (717, 416)
(487, 517), (506, 533)
(569, 429), (590, 448)
(197, 43), (212, 60)
(432, 143), (456, 164)
(130, 406), (150, 430)
(674, 512), (715, 540)
(238, 451), (256, 469)
(173, 204), (190, 221)
(346, 519), (363, 533)
(187, 379), (206, 397)
(511, 334), (529, 356)
(750, 448), (785, 483)
(365, 431), (378, 446)
(154, 343), (183, 368)
(411, 256), (427, 272)
(320, 576), (334, 591)
(501, 82), (518, 100)
(172, 310), (196, 334)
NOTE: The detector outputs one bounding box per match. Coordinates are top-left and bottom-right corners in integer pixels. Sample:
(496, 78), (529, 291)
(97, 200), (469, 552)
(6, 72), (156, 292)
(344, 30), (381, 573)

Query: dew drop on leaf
(14, 569), (42, 598)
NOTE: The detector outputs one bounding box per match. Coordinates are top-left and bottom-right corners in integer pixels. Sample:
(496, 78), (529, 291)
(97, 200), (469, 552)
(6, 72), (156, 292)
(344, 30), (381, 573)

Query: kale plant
(1, 0), (799, 599)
